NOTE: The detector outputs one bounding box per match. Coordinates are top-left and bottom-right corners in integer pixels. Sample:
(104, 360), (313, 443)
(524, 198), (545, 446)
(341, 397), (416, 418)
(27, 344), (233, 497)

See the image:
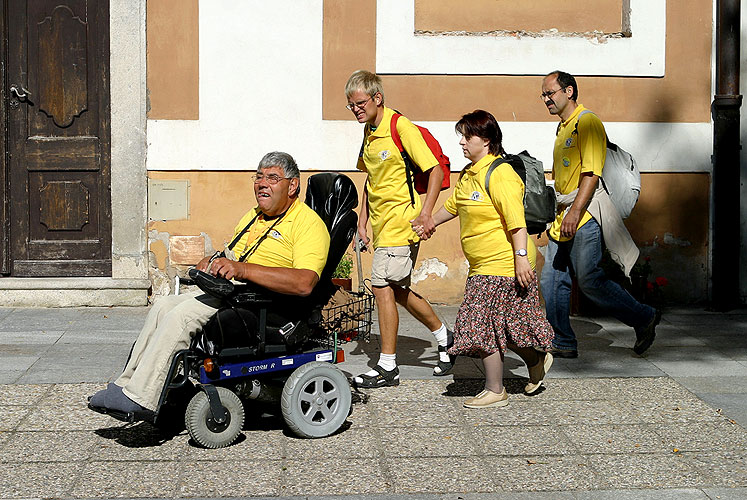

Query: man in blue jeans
(540, 70), (660, 358)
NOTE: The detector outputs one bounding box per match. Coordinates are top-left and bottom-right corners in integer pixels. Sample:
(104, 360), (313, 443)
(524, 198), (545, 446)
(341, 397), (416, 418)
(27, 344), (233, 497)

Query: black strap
(227, 213), (260, 251)
(237, 210), (289, 263)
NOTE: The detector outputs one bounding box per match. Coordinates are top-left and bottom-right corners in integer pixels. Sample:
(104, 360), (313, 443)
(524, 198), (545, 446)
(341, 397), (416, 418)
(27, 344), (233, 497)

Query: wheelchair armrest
(188, 268), (235, 298)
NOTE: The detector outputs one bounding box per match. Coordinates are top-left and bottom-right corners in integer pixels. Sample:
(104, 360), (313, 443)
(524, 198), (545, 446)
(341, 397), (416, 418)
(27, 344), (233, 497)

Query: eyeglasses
(540, 87), (568, 100)
(346, 95), (374, 111)
(253, 173), (289, 184)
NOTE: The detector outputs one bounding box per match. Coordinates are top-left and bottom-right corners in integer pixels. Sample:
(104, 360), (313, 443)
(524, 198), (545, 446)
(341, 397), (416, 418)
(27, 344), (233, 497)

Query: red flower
(655, 277), (668, 287)
(647, 281), (655, 292)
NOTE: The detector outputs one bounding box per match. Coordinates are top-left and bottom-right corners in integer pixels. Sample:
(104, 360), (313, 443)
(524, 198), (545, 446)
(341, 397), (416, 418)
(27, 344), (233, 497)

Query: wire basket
(318, 289), (374, 347)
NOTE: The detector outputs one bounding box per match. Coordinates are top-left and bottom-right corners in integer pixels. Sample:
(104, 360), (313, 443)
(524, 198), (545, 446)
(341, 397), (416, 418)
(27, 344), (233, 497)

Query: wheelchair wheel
(281, 361), (351, 438)
(185, 386), (244, 448)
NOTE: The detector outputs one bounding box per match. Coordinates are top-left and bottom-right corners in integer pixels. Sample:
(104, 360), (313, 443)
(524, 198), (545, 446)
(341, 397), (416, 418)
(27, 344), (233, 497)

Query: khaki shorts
(371, 244), (419, 287)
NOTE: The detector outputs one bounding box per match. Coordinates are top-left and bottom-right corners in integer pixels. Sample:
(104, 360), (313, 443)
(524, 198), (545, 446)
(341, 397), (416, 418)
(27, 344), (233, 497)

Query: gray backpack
(576, 110), (641, 219)
(484, 152), (556, 235)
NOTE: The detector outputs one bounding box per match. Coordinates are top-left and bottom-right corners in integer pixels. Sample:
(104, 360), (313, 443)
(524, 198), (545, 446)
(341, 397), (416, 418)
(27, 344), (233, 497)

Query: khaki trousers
(115, 291), (221, 410)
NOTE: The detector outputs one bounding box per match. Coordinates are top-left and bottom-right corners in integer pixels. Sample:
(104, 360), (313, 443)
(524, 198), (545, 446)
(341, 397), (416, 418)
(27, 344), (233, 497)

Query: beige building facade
(1, 0), (743, 307)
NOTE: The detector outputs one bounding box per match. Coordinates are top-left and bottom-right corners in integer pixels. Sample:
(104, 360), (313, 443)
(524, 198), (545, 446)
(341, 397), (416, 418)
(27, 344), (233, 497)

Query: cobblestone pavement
(0, 305), (746, 499)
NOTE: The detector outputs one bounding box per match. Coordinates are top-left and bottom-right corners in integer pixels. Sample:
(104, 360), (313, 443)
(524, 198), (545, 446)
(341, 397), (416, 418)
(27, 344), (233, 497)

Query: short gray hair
(258, 151), (300, 180)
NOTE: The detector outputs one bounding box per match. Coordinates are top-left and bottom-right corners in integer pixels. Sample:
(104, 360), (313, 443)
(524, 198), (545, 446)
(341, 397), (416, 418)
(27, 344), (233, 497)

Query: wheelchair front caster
(185, 386), (245, 448)
(281, 361), (352, 438)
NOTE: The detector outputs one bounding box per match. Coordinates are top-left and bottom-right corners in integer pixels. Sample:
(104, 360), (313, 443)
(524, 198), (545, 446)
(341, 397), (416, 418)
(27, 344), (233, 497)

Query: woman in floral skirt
(414, 109), (555, 408)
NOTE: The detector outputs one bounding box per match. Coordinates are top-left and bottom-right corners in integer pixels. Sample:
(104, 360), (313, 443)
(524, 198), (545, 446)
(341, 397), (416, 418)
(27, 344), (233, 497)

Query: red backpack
(390, 112), (451, 206)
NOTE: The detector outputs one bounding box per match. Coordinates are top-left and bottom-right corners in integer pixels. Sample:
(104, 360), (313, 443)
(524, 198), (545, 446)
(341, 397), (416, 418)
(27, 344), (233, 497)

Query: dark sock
(89, 382), (118, 408)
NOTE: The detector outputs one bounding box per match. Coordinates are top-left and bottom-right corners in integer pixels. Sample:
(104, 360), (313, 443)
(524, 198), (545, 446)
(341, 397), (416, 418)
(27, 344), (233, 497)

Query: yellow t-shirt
(549, 104), (607, 242)
(230, 198), (330, 278)
(356, 106), (438, 248)
(444, 154), (536, 277)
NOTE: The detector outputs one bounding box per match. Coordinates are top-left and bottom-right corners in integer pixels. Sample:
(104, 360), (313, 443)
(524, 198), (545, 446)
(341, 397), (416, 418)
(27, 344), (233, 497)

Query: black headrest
(304, 173), (358, 233)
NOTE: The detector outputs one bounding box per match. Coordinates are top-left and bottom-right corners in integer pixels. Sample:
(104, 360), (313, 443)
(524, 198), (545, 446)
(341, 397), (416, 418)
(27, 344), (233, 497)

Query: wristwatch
(515, 249), (528, 257)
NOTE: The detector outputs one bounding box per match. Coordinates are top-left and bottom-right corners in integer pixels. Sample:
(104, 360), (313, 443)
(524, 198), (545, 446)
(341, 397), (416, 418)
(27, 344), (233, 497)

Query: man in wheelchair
(89, 151), (332, 419)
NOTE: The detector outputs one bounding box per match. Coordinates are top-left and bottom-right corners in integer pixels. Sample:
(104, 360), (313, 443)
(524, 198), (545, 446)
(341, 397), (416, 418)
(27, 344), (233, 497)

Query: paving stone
(38, 382), (104, 406)
(380, 426), (476, 458)
(0, 371), (20, 384)
(0, 330), (64, 344)
(16, 403), (113, 431)
(389, 457), (500, 494)
(370, 397), (464, 428)
(472, 425), (577, 456)
(178, 459), (282, 497)
(59, 329), (140, 345)
(0, 406), (32, 431)
(575, 489), (711, 499)
(0, 384), (49, 405)
(537, 378), (628, 401)
(561, 423), (667, 454)
(653, 420), (747, 452)
(89, 423), (191, 461)
(281, 458), (390, 496)
(492, 455), (607, 491)
(459, 399), (561, 427)
(0, 462), (82, 498)
(284, 426), (378, 459)
(185, 428), (288, 461)
(701, 487), (747, 499)
(683, 451), (747, 487)
(71, 461), (181, 498)
(624, 398), (725, 425)
(359, 378), (451, 402)
(586, 453), (702, 489)
(0, 430), (97, 462)
(546, 400), (640, 426)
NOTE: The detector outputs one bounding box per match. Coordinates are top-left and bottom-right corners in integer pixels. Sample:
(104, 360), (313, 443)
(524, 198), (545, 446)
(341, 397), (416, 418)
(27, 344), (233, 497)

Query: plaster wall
(145, 0), (716, 304)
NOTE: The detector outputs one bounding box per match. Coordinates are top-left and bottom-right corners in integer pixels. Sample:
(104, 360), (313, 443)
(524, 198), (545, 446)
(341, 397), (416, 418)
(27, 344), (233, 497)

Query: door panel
(0, 5), (7, 274)
(7, 0), (111, 277)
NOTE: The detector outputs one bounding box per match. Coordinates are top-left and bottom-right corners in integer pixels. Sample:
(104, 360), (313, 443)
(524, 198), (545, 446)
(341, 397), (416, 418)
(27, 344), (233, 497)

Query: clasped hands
(410, 213), (436, 241)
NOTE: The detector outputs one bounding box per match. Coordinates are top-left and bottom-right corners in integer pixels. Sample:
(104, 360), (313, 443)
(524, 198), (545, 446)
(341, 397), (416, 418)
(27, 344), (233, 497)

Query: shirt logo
(270, 230), (282, 239)
(565, 138), (573, 147)
(562, 157), (571, 167)
(470, 191), (483, 201)
(379, 150), (391, 161)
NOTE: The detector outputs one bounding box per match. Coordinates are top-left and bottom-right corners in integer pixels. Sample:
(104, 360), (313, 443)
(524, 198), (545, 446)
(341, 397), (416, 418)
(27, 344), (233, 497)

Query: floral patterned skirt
(448, 273), (554, 358)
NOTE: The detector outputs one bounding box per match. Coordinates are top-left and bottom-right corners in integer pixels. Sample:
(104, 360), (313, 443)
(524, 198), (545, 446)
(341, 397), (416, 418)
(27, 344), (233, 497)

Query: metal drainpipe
(711, 0), (742, 311)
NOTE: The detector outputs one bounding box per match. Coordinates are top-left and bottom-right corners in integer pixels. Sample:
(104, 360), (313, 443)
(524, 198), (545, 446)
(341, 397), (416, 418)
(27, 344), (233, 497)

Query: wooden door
(5, 0), (111, 276)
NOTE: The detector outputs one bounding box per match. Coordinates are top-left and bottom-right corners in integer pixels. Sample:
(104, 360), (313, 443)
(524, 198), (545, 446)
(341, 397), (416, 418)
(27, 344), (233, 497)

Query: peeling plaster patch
(662, 233), (692, 247)
(459, 259), (470, 278)
(412, 258), (449, 284)
(200, 232), (214, 255)
(149, 267), (172, 302)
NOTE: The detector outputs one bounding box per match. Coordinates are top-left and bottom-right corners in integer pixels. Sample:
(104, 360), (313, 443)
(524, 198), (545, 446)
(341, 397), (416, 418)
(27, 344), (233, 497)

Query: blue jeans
(540, 218), (655, 350)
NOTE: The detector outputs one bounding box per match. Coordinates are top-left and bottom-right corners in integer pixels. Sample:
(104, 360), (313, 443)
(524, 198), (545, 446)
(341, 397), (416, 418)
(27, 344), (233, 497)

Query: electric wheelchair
(92, 173), (373, 448)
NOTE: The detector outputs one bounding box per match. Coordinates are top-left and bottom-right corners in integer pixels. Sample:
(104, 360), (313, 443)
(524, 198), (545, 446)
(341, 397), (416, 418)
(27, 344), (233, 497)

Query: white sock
(432, 323), (448, 346)
(431, 323), (451, 363)
(377, 353), (397, 371)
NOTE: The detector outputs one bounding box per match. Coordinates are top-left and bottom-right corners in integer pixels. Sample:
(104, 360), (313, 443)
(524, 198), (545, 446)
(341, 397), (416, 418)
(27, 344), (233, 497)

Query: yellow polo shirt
(444, 154), (536, 277)
(356, 106), (438, 248)
(231, 199), (329, 277)
(549, 104), (607, 242)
